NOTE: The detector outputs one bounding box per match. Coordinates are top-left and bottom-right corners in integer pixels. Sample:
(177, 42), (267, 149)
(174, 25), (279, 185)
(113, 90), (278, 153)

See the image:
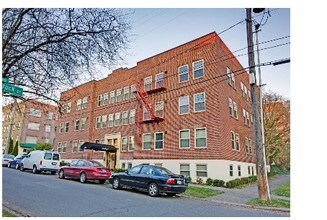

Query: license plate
(177, 180), (182, 185)
(52, 162), (57, 165)
(101, 169), (106, 173)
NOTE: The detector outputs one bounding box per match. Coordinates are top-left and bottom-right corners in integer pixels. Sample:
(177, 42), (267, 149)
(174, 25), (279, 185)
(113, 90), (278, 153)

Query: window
(180, 164), (190, 177)
(103, 93), (109, 105)
(97, 94), (103, 107)
(121, 163), (126, 169)
(129, 109), (135, 124)
(82, 97), (88, 109)
(194, 92), (206, 112)
(233, 101), (238, 119)
(116, 89), (122, 102)
(57, 142), (62, 152)
(155, 72), (164, 88)
(44, 125), (51, 133)
(235, 133), (240, 151)
(121, 137), (127, 152)
(28, 122), (40, 131)
(75, 119), (80, 130)
(44, 138), (50, 144)
(179, 96), (189, 115)
(101, 115), (107, 128)
(72, 141), (78, 153)
(231, 71), (235, 88)
(195, 128), (207, 148)
(65, 122), (69, 132)
(238, 165), (241, 176)
(108, 114), (114, 127)
(229, 98), (238, 119)
(246, 112), (250, 126)
(249, 139), (253, 154)
(231, 131), (235, 150)
(154, 163), (162, 167)
(81, 118), (86, 130)
(179, 130), (190, 148)
(60, 122), (65, 133)
(144, 76), (152, 91)
(131, 85), (136, 98)
(226, 67), (232, 85)
(245, 137), (250, 154)
(47, 112), (53, 120)
(193, 60), (204, 79)
(128, 163), (133, 169)
(128, 136), (134, 151)
(243, 109), (247, 125)
(129, 165), (142, 174)
(248, 166), (251, 175)
(178, 65), (189, 83)
(154, 132), (164, 150)
(77, 99), (82, 110)
(251, 166), (255, 176)
(155, 101), (164, 117)
(62, 141), (67, 153)
(143, 106), (151, 121)
(110, 91), (115, 104)
(143, 134), (151, 150)
(124, 87), (129, 100)
(196, 164), (207, 177)
(114, 112), (121, 126)
(122, 111), (128, 125)
(30, 108), (41, 117)
(96, 116), (101, 129)
(229, 165), (234, 176)
(79, 140), (84, 151)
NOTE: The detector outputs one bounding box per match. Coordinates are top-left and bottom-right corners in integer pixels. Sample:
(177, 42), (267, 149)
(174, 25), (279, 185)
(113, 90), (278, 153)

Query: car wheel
(32, 165), (38, 174)
(20, 164), (25, 172)
(80, 172), (87, 183)
(99, 179), (106, 184)
(112, 177), (121, 189)
(148, 182), (159, 197)
(166, 193), (176, 197)
(7, 163), (11, 168)
(51, 171), (56, 175)
(15, 163), (20, 170)
(59, 170), (65, 179)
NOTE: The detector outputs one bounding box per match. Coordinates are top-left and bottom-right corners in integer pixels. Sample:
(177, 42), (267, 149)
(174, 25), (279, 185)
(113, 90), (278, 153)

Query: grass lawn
(272, 182), (290, 197)
(2, 210), (16, 217)
(184, 186), (224, 198)
(247, 198), (290, 209)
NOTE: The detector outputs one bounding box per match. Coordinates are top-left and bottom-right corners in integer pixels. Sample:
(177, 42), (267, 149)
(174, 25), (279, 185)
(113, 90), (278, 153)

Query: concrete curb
(2, 204), (29, 217)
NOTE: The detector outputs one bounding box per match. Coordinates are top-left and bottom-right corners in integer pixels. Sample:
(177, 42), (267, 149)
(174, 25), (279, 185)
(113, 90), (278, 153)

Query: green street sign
(2, 83), (23, 97)
(2, 78), (9, 83)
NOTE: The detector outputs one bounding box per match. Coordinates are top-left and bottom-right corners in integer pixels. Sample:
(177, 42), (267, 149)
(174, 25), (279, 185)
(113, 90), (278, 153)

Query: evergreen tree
(8, 138), (14, 154)
(12, 141), (19, 156)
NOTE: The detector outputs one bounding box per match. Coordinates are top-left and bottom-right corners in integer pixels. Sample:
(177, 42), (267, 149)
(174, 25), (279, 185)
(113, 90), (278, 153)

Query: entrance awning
(20, 143), (36, 148)
(80, 142), (117, 152)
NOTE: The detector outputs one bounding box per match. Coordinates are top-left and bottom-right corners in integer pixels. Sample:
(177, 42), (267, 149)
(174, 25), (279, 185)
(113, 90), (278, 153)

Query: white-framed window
(114, 112), (121, 126)
(108, 114), (114, 127)
(79, 140), (84, 152)
(45, 125), (51, 133)
(144, 76), (152, 91)
(194, 92), (206, 112)
(179, 96), (189, 115)
(103, 93), (109, 105)
(229, 164), (234, 176)
(178, 64), (189, 83)
(122, 111), (128, 125)
(96, 116), (101, 129)
(77, 99), (82, 110)
(235, 133), (240, 151)
(128, 136), (134, 151)
(72, 141), (78, 153)
(30, 108), (41, 117)
(243, 109), (247, 125)
(249, 138), (253, 154)
(154, 163), (162, 167)
(246, 112), (250, 127)
(62, 141), (67, 153)
(228, 98), (233, 116)
(226, 67), (232, 85)
(155, 101), (164, 118)
(245, 137), (250, 154)
(131, 84), (136, 98)
(179, 129), (190, 148)
(193, 59), (204, 79)
(231, 131), (235, 150)
(28, 122), (40, 131)
(238, 165), (241, 176)
(180, 164), (190, 177)
(231, 71), (235, 88)
(121, 137), (127, 152)
(142, 133), (151, 150)
(121, 163), (126, 169)
(195, 128), (207, 148)
(248, 166), (251, 175)
(196, 164), (207, 177)
(109, 91), (115, 104)
(155, 72), (164, 88)
(116, 89), (122, 102)
(60, 122), (65, 133)
(129, 109), (135, 124)
(57, 142), (62, 153)
(97, 94), (103, 107)
(101, 115), (107, 128)
(143, 106), (151, 121)
(75, 119), (80, 130)
(81, 118), (86, 130)
(82, 97), (88, 109)
(124, 87), (129, 100)
(154, 132), (164, 150)
(233, 101), (238, 119)
(47, 112), (53, 120)
(65, 121), (69, 132)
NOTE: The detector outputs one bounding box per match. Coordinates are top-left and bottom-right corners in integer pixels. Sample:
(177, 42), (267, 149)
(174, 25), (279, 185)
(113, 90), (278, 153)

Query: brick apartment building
(2, 100), (58, 154)
(55, 32), (257, 182)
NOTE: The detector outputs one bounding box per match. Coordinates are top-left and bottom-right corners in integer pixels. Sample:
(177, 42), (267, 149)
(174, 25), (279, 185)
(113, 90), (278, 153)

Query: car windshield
(4, 155), (15, 159)
(52, 153), (60, 161)
(89, 161), (104, 167)
(155, 167), (174, 176)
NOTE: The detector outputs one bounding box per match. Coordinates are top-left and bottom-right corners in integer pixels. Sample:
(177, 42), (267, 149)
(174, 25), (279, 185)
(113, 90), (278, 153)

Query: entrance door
(105, 138), (119, 169)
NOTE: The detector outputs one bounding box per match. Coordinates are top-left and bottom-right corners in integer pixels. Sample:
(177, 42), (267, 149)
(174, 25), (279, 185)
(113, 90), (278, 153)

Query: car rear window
(89, 161), (104, 167)
(4, 155), (15, 159)
(44, 153), (52, 160)
(156, 167), (174, 176)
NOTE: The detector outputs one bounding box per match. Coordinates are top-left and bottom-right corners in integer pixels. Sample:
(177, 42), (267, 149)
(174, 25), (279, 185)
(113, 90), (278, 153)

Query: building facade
(2, 100), (58, 154)
(55, 32), (257, 182)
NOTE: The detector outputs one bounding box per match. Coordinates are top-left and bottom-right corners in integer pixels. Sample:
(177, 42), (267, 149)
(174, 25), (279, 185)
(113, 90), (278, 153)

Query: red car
(58, 159), (111, 184)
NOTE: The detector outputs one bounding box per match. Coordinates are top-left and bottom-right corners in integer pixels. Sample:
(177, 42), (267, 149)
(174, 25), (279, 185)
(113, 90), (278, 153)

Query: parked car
(109, 164), (187, 197)
(2, 154), (15, 167)
(58, 159), (111, 184)
(8, 154), (27, 169)
(20, 150), (60, 175)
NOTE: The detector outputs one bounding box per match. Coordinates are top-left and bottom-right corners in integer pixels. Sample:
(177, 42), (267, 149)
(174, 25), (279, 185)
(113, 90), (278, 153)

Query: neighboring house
(55, 32), (257, 182)
(2, 100), (58, 154)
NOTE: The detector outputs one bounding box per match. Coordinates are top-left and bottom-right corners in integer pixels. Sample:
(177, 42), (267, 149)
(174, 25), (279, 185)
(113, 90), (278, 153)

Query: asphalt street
(2, 167), (288, 217)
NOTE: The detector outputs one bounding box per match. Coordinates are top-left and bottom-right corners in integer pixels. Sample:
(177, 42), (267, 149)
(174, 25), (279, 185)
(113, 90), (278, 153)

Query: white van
(20, 150), (60, 175)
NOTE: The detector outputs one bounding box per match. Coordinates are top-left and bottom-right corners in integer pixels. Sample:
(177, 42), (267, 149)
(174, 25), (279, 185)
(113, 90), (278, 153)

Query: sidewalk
(186, 175), (290, 212)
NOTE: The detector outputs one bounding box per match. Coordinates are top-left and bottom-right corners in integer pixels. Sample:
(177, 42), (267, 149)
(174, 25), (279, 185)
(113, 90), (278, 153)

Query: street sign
(2, 78), (9, 83)
(2, 83), (23, 97)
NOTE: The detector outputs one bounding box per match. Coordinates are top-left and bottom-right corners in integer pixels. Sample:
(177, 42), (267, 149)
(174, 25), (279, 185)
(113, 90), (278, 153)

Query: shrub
(60, 160), (69, 166)
(249, 175), (257, 182)
(206, 178), (213, 186)
(113, 168), (127, 173)
(226, 178), (241, 188)
(212, 179), (225, 187)
(196, 177), (204, 184)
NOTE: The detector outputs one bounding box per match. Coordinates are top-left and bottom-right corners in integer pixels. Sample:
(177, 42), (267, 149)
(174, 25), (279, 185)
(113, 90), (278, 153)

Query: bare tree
(2, 8), (131, 103)
(263, 91), (290, 169)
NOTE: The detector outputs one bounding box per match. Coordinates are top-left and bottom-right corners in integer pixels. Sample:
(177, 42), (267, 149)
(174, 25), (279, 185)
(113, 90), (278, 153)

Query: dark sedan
(58, 159), (111, 184)
(109, 164), (187, 197)
(8, 154), (27, 169)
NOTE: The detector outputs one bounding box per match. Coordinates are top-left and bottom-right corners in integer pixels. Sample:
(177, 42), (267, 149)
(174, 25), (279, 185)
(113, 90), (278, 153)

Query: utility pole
(246, 8), (269, 201)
